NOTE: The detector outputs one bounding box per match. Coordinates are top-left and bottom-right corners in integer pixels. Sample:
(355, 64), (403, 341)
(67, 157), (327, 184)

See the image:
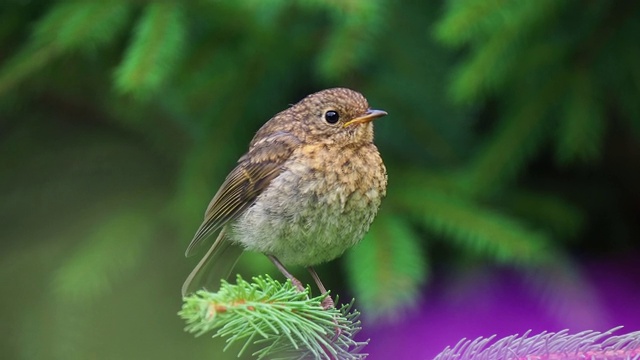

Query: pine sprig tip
(179, 275), (369, 360)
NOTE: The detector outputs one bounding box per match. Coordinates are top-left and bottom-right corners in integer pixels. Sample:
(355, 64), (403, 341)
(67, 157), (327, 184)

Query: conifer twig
(179, 275), (368, 360)
(433, 327), (640, 360)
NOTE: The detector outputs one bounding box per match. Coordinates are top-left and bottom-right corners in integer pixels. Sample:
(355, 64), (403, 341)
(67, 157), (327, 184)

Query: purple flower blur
(361, 259), (640, 359)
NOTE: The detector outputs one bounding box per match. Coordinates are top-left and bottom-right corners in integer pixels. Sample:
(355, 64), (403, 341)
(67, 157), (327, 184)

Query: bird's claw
(291, 278), (305, 292)
(321, 294), (335, 309)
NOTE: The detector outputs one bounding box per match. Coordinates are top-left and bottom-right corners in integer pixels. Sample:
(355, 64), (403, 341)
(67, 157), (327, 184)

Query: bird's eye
(324, 110), (339, 124)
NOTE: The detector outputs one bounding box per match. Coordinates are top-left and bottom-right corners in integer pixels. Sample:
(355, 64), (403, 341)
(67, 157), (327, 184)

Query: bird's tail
(181, 228), (243, 297)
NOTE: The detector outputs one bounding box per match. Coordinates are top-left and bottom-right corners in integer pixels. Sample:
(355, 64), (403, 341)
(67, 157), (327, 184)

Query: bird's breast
(228, 143), (387, 266)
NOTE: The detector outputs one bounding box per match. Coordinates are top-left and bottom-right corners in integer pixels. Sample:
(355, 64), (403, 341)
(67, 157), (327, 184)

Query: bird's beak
(343, 109), (388, 128)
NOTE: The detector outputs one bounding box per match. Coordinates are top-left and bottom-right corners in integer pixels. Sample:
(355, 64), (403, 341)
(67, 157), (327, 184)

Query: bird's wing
(184, 131), (300, 257)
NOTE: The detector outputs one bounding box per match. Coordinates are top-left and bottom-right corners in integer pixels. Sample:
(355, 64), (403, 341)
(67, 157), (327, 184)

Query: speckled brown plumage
(182, 88), (387, 302)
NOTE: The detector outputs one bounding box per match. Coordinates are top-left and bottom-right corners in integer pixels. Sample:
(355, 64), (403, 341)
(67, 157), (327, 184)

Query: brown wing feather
(184, 131), (300, 256)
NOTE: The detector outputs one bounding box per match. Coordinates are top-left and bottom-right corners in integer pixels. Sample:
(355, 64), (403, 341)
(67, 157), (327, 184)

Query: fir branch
(395, 187), (550, 265)
(0, 2), (130, 96)
(438, 0), (565, 104)
(503, 190), (585, 239)
(346, 214), (427, 319)
(434, 0), (510, 46)
(458, 106), (547, 197)
(459, 75), (566, 196)
(556, 69), (605, 164)
(435, 0), (565, 47)
(32, 2), (130, 50)
(115, 2), (186, 98)
(448, 28), (523, 103)
(179, 275), (368, 360)
(433, 327), (640, 360)
(444, 0), (565, 104)
(311, 0), (386, 80)
(0, 45), (58, 96)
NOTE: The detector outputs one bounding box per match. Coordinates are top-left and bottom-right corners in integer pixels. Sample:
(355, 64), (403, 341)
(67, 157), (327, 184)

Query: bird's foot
(291, 277), (305, 292)
(268, 255), (307, 292)
(321, 293), (335, 309)
(319, 293), (343, 339)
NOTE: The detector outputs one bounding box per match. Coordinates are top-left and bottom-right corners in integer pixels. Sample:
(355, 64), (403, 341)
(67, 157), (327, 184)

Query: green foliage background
(1, 0), (639, 359)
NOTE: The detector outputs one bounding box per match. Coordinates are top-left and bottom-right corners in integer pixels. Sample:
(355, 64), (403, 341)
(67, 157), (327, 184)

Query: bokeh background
(1, 1), (639, 359)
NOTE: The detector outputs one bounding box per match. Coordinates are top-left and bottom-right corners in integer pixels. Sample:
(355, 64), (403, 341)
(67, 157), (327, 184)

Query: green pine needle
(459, 76), (565, 196)
(32, 2), (131, 50)
(314, 0), (385, 80)
(449, 29), (522, 103)
(434, 0), (508, 46)
(115, 3), (186, 98)
(179, 275), (368, 360)
(0, 45), (58, 96)
(0, 2), (130, 96)
(460, 103), (548, 196)
(435, 0), (565, 47)
(396, 187), (551, 265)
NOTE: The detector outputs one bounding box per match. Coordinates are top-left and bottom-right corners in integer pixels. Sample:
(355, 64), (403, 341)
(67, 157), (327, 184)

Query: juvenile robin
(182, 88), (387, 308)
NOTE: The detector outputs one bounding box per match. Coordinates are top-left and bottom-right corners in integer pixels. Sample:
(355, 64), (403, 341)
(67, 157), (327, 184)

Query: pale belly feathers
(228, 147), (386, 266)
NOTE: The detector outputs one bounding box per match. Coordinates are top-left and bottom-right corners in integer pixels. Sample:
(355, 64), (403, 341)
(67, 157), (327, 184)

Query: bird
(182, 87), (387, 308)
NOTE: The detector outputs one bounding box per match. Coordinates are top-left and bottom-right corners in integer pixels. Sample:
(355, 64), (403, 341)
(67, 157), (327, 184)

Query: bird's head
(285, 88), (387, 145)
